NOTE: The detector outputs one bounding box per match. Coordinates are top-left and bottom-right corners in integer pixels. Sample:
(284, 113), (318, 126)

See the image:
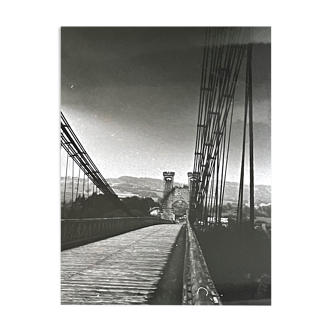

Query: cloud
(62, 27), (271, 68)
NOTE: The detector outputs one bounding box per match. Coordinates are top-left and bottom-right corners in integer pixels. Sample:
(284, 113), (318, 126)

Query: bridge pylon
(161, 172), (190, 222)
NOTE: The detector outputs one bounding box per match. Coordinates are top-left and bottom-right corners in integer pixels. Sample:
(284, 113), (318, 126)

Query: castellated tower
(161, 171), (190, 222)
(187, 172), (200, 223)
(161, 172), (175, 221)
(187, 172), (200, 198)
(187, 172), (193, 188)
(163, 171), (175, 195)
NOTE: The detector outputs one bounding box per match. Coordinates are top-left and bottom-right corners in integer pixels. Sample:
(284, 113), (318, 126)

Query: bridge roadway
(61, 223), (185, 304)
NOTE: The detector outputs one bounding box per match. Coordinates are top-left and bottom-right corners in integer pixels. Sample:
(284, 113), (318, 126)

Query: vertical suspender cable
(76, 167), (81, 200)
(82, 173), (85, 198)
(72, 158), (74, 212)
(217, 131), (224, 220)
(237, 48), (249, 230)
(219, 123), (227, 217)
(194, 28), (209, 172)
(247, 42), (255, 230)
(192, 28), (247, 225)
(207, 168), (215, 221)
(63, 153), (69, 205)
(221, 99), (235, 212)
(214, 138), (221, 221)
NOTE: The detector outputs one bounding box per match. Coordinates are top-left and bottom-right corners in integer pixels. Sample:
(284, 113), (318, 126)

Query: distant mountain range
(60, 175), (271, 204)
(106, 176), (271, 204)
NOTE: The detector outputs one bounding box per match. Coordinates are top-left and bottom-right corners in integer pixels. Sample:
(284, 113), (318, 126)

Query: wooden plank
(77, 280), (157, 288)
(61, 224), (182, 305)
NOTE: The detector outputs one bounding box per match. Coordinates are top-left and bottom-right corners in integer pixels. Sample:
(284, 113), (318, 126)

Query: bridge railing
(183, 220), (222, 305)
(61, 217), (172, 251)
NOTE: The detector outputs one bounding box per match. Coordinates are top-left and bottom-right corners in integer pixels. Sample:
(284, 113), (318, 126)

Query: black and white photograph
(60, 26), (271, 305)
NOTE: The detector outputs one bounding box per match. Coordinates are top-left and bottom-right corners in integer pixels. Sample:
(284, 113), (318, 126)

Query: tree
(122, 196), (161, 216)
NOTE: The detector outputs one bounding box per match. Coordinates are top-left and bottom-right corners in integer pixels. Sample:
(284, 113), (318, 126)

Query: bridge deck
(61, 224), (183, 304)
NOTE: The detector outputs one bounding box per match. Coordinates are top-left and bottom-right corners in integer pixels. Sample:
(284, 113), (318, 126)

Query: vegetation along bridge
(61, 28), (271, 305)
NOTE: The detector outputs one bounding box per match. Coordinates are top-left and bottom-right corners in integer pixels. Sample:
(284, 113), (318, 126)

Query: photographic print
(61, 27), (271, 305)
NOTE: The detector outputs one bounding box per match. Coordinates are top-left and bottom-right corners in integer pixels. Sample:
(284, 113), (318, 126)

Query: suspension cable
(61, 111), (132, 216)
(194, 27), (245, 220)
(247, 42), (255, 230)
(191, 27), (248, 224)
(237, 43), (253, 230)
(72, 158), (74, 213)
(221, 99), (235, 213)
(82, 173), (85, 198)
(63, 152), (69, 204)
(76, 167), (81, 200)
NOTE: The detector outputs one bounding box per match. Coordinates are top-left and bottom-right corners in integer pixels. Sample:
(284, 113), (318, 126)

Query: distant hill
(61, 175), (271, 204)
(106, 176), (271, 204)
(105, 176), (182, 200)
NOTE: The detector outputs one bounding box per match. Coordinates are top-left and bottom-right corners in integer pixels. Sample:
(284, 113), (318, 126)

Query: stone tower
(162, 172), (175, 221)
(161, 171), (190, 222)
(187, 172), (200, 223)
(187, 172), (193, 188)
(187, 172), (200, 199)
(163, 171), (175, 195)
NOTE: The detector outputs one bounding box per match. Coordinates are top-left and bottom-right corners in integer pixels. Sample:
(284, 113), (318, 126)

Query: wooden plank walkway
(61, 224), (183, 304)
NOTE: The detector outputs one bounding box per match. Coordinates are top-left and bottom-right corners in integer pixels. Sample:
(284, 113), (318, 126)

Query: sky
(61, 27), (271, 184)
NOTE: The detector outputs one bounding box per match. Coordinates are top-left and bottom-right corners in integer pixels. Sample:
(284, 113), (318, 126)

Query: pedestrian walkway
(61, 224), (183, 304)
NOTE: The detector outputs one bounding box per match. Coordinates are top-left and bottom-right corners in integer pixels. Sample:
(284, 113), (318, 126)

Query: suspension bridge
(61, 28), (270, 305)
